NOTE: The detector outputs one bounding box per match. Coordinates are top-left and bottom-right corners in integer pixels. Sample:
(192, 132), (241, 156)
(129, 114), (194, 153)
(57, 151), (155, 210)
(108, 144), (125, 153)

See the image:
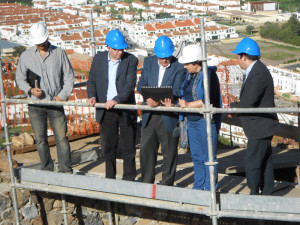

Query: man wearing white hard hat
(16, 22), (75, 173)
(178, 44), (222, 191)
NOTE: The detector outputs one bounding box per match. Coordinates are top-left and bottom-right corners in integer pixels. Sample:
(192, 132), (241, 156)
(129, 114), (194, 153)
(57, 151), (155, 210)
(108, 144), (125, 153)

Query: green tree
(288, 15), (300, 36)
(110, 7), (118, 16)
(12, 46), (26, 57)
(0, 0), (33, 6)
(260, 16), (300, 46)
(246, 25), (255, 34)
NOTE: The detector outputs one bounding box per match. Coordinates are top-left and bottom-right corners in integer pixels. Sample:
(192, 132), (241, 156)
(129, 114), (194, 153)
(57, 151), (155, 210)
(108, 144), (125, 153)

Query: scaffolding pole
(89, 9), (96, 57)
(6, 98), (300, 114)
(200, 17), (218, 225)
(0, 58), (20, 225)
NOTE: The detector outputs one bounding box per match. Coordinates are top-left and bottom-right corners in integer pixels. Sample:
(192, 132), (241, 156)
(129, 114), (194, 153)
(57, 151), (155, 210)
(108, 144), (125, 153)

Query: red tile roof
(145, 24), (156, 32)
(155, 21), (176, 30)
(174, 19), (195, 27)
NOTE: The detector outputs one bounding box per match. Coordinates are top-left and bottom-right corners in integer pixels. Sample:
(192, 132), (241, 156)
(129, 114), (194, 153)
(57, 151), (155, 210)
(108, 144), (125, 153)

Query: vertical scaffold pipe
(200, 17), (219, 225)
(0, 58), (20, 225)
(90, 9), (96, 57)
(107, 201), (113, 225)
(61, 194), (68, 225)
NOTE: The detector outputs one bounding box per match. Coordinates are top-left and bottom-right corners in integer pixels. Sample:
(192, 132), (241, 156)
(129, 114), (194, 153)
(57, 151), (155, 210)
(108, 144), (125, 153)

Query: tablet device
(141, 86), (174, 103)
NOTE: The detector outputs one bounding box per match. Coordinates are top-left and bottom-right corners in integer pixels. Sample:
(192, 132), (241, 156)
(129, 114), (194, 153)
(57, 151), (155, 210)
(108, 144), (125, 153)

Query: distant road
(280, 63), (300, 70)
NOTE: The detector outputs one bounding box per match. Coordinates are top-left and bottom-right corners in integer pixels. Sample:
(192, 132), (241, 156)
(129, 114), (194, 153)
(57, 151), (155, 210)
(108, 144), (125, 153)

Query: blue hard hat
(105, 29), (128, 50)
(154, 36), (175, 58)
(232, 37), (260, 56)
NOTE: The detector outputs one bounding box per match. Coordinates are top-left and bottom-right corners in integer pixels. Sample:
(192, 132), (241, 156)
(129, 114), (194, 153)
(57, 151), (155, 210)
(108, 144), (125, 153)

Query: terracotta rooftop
(145, 24), (156, 32)
(174, 19), (195, 27)
(205, 26), (220, 31)
(61, 33), (83, 41)
(155, 21), (176, 30)
(218, 59), (239, 67)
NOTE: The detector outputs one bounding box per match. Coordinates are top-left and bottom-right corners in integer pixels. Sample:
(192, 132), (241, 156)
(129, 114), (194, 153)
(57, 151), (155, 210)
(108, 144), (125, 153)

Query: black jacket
(230, 60), (279, 139)
(87, 51), (138, 123)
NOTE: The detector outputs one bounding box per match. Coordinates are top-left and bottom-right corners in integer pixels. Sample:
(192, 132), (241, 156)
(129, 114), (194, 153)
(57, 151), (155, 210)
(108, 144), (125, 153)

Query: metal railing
(1, 17), (300, 225)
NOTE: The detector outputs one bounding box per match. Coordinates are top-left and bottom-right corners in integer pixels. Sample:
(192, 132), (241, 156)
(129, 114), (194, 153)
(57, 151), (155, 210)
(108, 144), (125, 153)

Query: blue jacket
(137, 55), (186, 132)
(180, 66), (222, 127)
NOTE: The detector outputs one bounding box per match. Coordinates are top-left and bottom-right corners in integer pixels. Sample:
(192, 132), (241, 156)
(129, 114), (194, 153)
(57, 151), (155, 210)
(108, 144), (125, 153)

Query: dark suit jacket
(230, 60), (279, 139)
(137, 55), (186, 133)
(87, 51), (138, 123)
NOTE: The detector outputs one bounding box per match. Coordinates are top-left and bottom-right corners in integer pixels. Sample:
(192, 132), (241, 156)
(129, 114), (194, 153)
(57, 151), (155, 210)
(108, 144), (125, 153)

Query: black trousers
(100, 110), (136, 181)
(245, 137), (274, 195)
(140, 114), (179, 186)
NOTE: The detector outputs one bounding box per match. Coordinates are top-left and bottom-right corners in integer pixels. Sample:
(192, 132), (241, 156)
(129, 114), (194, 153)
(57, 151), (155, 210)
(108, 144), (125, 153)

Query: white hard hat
(178, 44), (203, 64)
(30, 22), (48, 45)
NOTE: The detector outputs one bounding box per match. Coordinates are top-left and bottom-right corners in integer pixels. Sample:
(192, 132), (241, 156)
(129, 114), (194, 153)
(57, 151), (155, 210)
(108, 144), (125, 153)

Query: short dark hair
(238, 53), (260, 61)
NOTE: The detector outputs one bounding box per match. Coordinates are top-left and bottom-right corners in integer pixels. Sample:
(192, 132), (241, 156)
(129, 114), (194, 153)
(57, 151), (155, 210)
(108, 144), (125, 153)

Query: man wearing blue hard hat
(87, 29), (138, 181)
(137, 36), (186, 186)
(230, 38), (279, 195)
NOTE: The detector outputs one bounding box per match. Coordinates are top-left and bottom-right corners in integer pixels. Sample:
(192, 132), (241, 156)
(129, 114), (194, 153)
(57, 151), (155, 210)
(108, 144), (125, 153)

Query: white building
(64, 6), (79, 15)
(295, 12), (300, 21)
(219, 123), (247, 146)
(244, 1), (279, 13)
(65, 0), (88, 6)
(131, 1), (148, 10)
(268, 66), (300, 96)
(141, 10), (156, 21)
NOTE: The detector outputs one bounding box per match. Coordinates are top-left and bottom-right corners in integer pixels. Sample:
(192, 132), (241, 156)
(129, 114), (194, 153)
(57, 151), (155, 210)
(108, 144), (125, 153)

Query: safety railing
(1, 18), (300, 225)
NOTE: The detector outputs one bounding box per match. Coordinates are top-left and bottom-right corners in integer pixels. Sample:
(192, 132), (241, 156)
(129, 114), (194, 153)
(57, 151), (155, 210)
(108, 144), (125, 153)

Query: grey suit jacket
(230, 60), (279, 139)
(87, 51), (138, 123)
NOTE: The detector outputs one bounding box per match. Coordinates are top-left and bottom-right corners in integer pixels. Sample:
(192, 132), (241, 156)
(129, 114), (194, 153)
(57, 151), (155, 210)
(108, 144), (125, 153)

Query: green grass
(258, 41), (300, 60)
(262, 51), (295, 60)
(259, 41), (300, 52)
(218, 136), (232, 146)
(0, 138), (6, 148)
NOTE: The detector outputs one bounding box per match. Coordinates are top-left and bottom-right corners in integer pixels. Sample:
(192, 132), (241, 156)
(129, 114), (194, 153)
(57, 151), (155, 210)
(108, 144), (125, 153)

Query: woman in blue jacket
(178, 44), (222, 190)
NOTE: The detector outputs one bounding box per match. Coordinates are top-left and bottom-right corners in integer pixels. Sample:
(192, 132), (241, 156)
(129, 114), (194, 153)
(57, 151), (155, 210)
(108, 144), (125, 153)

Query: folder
(141, 86), (174, 103)
(26, 69), (41, 88)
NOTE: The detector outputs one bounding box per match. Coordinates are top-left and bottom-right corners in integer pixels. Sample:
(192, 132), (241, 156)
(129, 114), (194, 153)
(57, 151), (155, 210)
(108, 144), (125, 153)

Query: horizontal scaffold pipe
(4, 98), (300, 114)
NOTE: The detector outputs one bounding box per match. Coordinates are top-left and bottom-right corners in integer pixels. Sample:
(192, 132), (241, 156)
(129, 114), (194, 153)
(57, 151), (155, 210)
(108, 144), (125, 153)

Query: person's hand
(178, 98), (189, 108)
(53, 96), (63, 101)
(87, 98), (96, 107)
(105, 99), (117, 110)
(228, 113), (237, 118)
(146, 98), (160, 107)
(161, 98), (174, 107)
(30, 88), (42, 98)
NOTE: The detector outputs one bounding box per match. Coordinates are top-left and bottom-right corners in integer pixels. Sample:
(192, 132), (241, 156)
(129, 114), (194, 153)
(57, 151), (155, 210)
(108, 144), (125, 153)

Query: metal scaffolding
(1, 17), (300, 225)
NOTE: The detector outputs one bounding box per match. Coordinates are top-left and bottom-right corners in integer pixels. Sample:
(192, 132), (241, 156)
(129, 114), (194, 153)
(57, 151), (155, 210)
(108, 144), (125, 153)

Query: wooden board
(6, 134), (97, 155)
